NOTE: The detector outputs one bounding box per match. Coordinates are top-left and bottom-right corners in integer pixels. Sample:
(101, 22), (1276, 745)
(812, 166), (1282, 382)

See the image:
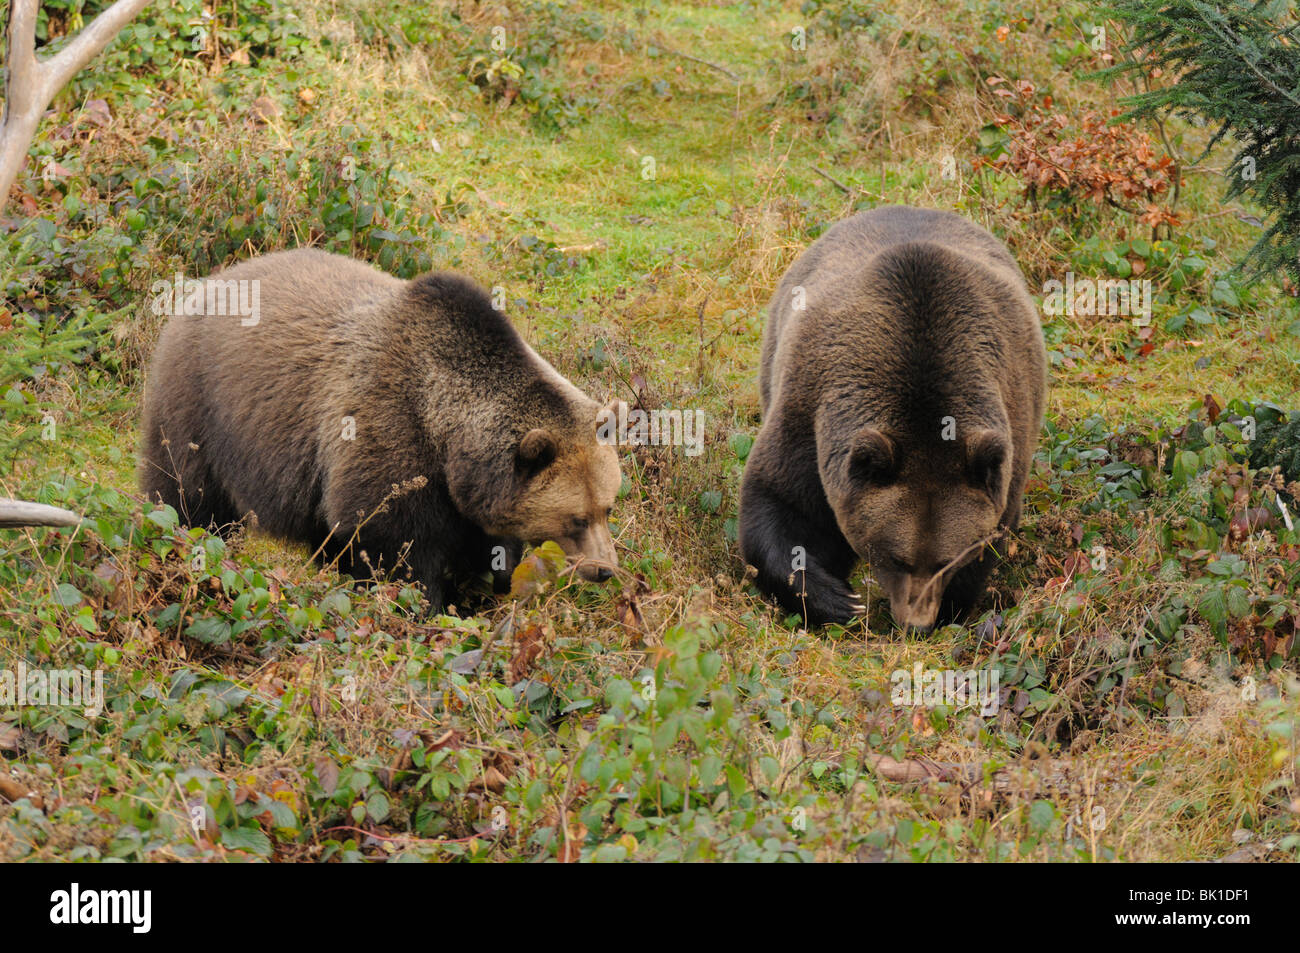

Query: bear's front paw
(791, 567), (865, 627)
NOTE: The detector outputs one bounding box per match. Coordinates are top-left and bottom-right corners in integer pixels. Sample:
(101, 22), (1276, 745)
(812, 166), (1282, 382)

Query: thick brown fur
(738, 206), (1047, 629)
(139, 248), (621, 609)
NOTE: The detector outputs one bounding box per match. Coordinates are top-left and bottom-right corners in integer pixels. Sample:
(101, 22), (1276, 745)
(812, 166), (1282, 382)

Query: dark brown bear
(738, 206), (1047, 629)
(140, 248), (622, 608)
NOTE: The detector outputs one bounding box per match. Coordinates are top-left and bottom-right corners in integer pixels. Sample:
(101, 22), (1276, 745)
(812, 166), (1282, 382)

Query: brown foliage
(980, 77), (1179, 229)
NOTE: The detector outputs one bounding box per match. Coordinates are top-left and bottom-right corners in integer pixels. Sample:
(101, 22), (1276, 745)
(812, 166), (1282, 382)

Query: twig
(916, 530), (1005, 603)
(660, 45), (740, 83)
(812, 165), (853, 194)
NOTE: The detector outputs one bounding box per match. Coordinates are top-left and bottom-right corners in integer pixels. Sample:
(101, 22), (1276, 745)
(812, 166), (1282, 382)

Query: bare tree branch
(1, 0), (153, 210)
(0, 498), (83, 529)
(43, 0), (154, 98)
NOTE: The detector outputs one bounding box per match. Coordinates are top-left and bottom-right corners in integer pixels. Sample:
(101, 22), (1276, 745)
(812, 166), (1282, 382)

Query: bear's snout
(580, 564), (614, 583)
(562, 521), (618, 584)
(891, 599), (940, 631)
(883, 573), (942, 631)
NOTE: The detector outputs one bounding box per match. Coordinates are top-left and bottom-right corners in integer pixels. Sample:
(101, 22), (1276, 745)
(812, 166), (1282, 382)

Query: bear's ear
(594, 399), (626, 445)
(966, 428), (1008, 501)
(517, 428), (558, 476)
(848, 427), (897, 486)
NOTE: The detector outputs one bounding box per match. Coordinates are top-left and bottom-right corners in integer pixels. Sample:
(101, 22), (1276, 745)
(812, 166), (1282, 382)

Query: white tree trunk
(1, 0), (153, 210)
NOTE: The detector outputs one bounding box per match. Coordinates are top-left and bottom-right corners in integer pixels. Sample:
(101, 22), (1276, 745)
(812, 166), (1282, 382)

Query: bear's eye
(571, 517), (590, 533)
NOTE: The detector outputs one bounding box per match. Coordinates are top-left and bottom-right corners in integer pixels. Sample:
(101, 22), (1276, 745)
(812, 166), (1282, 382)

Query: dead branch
(0, 498), (83, 528)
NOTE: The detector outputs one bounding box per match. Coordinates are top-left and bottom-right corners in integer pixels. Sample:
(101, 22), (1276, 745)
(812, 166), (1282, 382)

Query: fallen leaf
(0, 774), (41, 807)
(508, 624), (546, 683)
(450, 648), (483, 674)
(249, 96), (282, 123)
(468, 766), (508, 794)
(313, 757), (340, 796)
(83, 98), (111, 128)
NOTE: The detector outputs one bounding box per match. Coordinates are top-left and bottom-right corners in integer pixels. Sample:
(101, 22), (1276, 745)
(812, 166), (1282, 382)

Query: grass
(1, 0), (1298, 862)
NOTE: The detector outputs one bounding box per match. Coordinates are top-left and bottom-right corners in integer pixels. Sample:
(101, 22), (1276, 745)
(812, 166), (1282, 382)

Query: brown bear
(738, 206), (1047, 630)
(139, 248), (622, 609)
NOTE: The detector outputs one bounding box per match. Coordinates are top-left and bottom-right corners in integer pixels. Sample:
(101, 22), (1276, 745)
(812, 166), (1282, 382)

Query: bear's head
(820, 419), (1011, 630)
(467, 401), (623, 582)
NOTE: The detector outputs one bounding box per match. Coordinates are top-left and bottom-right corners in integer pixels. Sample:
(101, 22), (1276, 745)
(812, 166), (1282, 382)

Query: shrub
(978, 77), (1179, 230)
